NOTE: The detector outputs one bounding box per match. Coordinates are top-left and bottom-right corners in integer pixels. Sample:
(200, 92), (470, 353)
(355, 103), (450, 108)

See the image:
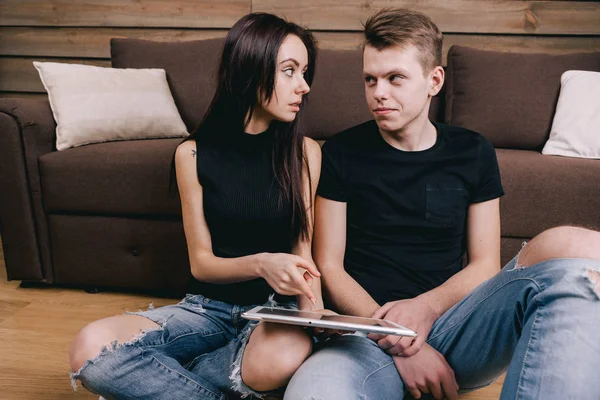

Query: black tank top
(188, 126), (295, 305)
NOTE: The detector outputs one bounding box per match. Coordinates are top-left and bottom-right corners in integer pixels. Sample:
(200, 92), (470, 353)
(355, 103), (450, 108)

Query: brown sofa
(1, 38), (599, 294)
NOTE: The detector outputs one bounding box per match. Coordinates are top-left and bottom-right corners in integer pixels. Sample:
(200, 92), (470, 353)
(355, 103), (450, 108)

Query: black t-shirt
(317, 120), (504, 305)
(187, 127), (295, 306)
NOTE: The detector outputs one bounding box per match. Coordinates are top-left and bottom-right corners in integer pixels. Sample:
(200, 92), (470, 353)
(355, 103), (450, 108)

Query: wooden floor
(0, 242), (503, 399)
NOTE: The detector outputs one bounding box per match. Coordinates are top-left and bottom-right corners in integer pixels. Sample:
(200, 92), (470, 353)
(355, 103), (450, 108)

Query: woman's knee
(518, 225), (600, 267)
(70, 322), (110, 373)
(69, 315), (159, 373)
(241, 323), (313, 392)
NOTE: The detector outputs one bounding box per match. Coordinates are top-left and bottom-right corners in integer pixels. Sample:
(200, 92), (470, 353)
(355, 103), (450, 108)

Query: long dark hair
(172, 13), (318, 244)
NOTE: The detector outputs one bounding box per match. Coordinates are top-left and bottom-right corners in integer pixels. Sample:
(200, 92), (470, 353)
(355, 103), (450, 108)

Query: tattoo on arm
(192, 150), (197, 158)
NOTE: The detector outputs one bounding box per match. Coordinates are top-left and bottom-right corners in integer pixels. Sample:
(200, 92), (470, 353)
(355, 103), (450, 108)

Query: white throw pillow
(542, 70), (600, 159)
(34, 62), (188, 151)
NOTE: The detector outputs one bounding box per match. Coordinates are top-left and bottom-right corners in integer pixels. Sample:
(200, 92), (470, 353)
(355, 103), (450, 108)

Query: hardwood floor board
(0, 299), (30, 323)
(0, 328), (72, 369)
(0, 367), (95, 399)
(0, 288), (174, 310)
(0, 300), (170, 337)
(0, 278), (176, 310)
(0, 327), (95, 399)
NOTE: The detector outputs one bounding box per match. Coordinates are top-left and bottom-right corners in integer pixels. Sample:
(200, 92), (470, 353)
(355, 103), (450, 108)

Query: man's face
(363, 44), (440, 134)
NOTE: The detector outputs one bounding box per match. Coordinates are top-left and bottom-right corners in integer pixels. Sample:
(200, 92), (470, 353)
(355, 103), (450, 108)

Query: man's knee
(284, 359), (356, 400)
(518, 225), (600, 267)
(241, 324), (313, 392)
(284, 338), (400, 400)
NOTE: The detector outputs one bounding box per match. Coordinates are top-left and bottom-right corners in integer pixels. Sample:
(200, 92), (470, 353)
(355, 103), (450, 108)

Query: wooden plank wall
(1, 0), (599, 98)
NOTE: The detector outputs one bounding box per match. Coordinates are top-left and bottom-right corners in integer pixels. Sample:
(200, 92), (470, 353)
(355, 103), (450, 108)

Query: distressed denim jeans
(285, 255), (600, 400)
(71, 293), (294, 399)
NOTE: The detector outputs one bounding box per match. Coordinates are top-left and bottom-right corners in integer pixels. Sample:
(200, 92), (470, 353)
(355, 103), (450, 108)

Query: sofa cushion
(111, 38), (225, 133)
(48, 214), (190, 291)
(34, 61), (188, 151)
(301, 49), (371, 140)
(542, 70), (600, 159)
(40, 138), (182, 216)
(445, 46), (600, 150)
(497, 148), (600, 237)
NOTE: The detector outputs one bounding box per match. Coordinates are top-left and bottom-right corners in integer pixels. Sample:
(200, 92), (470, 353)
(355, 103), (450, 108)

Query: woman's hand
(257, 253), (321, 305)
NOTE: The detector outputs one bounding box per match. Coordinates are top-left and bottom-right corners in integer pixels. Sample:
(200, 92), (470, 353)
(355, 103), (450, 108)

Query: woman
(69, 13), (323, 399)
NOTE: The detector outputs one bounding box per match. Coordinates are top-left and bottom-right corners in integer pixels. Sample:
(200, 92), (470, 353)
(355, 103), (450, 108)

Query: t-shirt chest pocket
(425, 183), (468, 227)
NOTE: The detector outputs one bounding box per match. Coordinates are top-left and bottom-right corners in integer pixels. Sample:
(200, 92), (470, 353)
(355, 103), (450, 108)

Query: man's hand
(368, 297), (439, 357)
(393, 343), (459, 400)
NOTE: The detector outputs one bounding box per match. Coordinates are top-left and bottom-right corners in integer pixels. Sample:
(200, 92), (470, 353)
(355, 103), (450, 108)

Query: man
(284, 8), (600, 400)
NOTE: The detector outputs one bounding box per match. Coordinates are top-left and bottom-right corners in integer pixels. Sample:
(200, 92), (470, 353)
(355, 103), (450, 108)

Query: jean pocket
(425, 184), (468, 227)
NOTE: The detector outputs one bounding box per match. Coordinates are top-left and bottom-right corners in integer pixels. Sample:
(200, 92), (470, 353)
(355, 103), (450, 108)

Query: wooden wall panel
(253, 0), (600, 34)
(3, 1), (598, 33)
(440, 34), (600, 58)
(0, 0), (251, 28)
(0, 0), (599, 96)
(2, 27), (599, 60)
(0, 27), (229, 58)
(313, 32), (600, 57)
(0, 58), (110, 92)
(6, 26), (600, 95)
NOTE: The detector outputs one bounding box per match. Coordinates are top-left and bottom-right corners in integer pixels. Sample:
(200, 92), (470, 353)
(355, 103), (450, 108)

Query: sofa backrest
(111, 38), (442, 141)
(111, 38), (224, 134)
(111, 38), (600, 147)
(445, 46), (600, 150)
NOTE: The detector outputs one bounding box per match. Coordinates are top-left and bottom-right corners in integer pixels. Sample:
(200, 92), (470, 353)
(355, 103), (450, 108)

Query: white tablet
(241, 306), (417, 337)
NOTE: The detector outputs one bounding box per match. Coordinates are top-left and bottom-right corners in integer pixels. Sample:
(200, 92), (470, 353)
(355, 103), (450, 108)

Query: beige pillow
(542, 70), (600, 159)
(34, 62), (188, 151)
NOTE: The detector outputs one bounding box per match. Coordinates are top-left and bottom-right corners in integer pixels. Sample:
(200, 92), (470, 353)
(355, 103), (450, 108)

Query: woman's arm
(294, 137), (324, 310)
(175, 140), (320, 302)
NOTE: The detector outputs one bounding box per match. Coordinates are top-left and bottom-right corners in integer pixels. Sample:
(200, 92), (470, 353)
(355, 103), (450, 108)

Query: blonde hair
(363, 8), (443, 74)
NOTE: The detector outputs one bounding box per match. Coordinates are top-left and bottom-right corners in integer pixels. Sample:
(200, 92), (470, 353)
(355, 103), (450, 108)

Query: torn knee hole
(587, 269), (600, 292)
(515, 248), (530, 269)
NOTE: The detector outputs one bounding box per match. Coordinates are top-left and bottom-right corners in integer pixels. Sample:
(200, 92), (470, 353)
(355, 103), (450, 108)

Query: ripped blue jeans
(71, 293), (296, 399)
(285, 254), (600, 400)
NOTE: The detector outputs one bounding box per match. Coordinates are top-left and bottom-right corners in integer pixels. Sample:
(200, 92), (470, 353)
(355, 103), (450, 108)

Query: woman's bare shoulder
(175, 140), (197, 164)
(175, 139), (198, 178)
(175, 139), (196, 160)
(303, 136), (322, 159)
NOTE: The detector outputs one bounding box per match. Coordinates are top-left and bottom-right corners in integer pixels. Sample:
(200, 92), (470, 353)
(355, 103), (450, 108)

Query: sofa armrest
(0, 97), (56, 282)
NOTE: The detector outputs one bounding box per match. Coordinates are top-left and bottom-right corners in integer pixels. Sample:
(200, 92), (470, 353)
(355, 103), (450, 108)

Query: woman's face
(253, 34), (310, 128)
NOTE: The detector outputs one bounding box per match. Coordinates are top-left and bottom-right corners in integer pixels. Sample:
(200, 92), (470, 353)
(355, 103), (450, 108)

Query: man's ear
(429, 66), (444, 97)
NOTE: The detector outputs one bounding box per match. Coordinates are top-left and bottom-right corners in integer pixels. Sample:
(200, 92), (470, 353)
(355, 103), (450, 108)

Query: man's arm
(419, 198), (501, 316)
(371, 198), (501, 356)
(313, 196), (380, 317)
(295, 138), (325, 310)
